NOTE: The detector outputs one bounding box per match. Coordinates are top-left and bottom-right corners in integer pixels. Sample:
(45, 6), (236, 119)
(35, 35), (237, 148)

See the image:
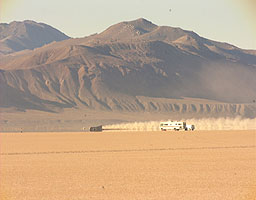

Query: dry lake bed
(0, 130), (255, 200)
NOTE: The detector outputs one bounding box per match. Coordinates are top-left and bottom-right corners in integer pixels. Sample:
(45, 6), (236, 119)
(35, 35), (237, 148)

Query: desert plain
(0, 130), (255, 200)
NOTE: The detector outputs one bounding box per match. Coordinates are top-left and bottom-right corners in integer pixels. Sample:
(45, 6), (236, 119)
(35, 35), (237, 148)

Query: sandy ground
(0, 130), (255, 200)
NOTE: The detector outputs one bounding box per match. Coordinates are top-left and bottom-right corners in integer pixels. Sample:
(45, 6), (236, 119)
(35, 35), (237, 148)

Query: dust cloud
(104, 117), (256, 131)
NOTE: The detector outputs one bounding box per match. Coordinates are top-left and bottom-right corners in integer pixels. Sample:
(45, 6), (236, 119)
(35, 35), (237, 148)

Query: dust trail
(185, 117), (256, 130)
(104, 117), (256, 131)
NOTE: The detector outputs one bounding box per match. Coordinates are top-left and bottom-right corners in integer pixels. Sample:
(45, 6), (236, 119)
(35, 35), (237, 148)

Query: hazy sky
(1, 0), (255, 49)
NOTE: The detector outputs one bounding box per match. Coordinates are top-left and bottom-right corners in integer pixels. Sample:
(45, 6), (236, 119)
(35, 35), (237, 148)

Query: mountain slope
(0, 20), (70, 55)
(0, 18), (256, 118)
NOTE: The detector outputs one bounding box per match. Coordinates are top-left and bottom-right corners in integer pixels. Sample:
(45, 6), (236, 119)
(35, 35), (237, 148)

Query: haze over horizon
(1, 0), (255, 50)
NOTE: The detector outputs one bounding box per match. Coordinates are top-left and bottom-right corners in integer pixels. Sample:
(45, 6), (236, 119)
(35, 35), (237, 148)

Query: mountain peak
(0, 20), (70, 55)
(121, 18), (157, 31)
(10, 20), (36, 25)
(97, 18), (157, 41)
(126, 18), (155, 26)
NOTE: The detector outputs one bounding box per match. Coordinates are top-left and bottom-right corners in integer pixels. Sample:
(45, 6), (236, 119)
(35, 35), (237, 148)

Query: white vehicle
(159, 121), (195, 131)
(160, 121), (187, 131)
(186, 124), (195, 131)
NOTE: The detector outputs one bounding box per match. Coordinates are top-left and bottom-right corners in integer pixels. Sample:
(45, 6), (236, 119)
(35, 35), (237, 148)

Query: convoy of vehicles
(159, 121), (195, 131)
(89, 121), (195, 132)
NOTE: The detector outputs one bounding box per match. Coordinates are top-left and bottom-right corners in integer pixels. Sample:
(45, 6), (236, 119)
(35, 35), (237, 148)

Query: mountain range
(0, 18), (256, 120)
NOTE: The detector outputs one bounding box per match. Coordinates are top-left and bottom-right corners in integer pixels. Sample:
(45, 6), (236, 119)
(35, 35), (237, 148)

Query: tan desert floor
(0, 130), (256, 200)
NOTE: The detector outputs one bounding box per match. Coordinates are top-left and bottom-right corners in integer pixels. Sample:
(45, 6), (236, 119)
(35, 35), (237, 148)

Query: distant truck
(89, 125), (103, 132)
(159, 121), (195, 131)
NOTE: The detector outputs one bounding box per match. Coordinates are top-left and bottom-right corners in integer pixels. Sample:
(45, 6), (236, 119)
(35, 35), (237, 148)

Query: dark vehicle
(89, 125), (103, 132)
